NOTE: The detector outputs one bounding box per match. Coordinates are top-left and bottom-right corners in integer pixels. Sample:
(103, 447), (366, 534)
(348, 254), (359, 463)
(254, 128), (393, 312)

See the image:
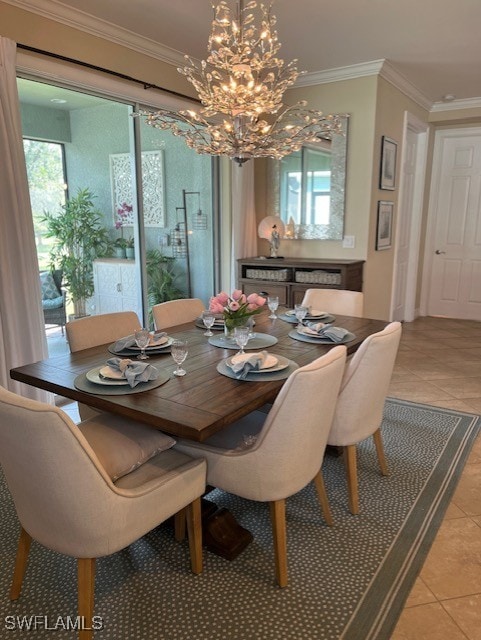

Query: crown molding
(3, 0), (187, 67)
(431, 96), (481, 112)
(378, 60), (432, 111)
(297, 58), (432, 111)
(296, 59), (385, 87)
(8, 0), (481, 115)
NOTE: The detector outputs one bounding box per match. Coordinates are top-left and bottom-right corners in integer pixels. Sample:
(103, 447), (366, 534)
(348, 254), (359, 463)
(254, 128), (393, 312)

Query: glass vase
(224, 315), (249, 340)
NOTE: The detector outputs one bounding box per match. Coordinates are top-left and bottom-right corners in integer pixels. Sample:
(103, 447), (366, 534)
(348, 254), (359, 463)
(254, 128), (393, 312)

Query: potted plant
(115, 202), (133, 258)
(125, 237), (135, 259)
(114, 237), (127, 259)
(43, 188), (113, 318)
(146, 249), (184, 327)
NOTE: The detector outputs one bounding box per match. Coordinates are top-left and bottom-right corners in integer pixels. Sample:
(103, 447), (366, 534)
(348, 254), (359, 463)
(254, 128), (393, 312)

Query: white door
(424, 128), (481, 321)
(391, 114), (428, 321)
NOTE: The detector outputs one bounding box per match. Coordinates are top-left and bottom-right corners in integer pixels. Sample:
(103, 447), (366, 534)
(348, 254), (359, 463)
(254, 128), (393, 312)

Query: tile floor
(389, 317), (481, 640)
(48, 317), (481, 639)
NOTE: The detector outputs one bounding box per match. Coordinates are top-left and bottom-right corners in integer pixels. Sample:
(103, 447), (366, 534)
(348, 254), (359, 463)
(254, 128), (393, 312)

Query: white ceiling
(11, 0), (481, 108)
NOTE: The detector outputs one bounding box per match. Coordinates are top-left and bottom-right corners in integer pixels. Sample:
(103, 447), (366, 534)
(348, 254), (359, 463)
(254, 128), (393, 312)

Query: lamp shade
(258, 216), (285, 240)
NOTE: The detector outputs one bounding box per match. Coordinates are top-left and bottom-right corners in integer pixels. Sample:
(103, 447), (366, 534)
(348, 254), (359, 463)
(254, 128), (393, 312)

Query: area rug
(0, 399), (478, 640)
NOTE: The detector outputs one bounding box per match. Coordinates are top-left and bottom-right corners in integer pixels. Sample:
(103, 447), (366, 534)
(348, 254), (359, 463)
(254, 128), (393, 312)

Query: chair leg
(78, 558), (95, 640)
(343, 445), (359, 515)
(313, 470), (334, 526)
(174, 508), (186, 542)
(186, 497), (202, 575)
(269, 499), (288, 588)
(10, 527), (32, 600)
(373, 429), (389, 476)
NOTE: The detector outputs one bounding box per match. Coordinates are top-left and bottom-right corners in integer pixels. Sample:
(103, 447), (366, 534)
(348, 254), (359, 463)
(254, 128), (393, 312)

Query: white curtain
(0, 37), (50, 400)
(231, 161), (258, 290)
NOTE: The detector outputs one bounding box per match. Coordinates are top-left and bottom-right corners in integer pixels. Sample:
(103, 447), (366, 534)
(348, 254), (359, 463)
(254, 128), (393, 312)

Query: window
(23, 139), (67, 270)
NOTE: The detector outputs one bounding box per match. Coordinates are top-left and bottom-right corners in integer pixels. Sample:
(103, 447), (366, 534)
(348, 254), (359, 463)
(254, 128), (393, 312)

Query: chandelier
(140, 1), (343, 165)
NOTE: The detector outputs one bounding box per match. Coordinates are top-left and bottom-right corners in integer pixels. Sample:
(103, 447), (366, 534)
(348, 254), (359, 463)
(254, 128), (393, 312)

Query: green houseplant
(146, 249), (184, 326)
(43, 188), (113, 318)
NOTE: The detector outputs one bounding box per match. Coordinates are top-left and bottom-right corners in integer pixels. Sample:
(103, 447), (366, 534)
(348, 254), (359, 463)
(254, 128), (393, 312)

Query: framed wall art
(379, 136), (397, 190)
(376, 200), (393, 250)
(110, 150), (166, 227)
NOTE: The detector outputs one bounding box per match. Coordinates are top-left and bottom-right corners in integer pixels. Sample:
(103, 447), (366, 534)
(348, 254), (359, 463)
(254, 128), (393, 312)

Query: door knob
(435, 249), (446, 255)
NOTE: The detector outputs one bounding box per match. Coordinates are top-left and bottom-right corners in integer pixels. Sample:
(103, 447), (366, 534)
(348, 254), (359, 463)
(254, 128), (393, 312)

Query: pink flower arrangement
(115, 202), (133, 237)
(209, 289), (266, 322)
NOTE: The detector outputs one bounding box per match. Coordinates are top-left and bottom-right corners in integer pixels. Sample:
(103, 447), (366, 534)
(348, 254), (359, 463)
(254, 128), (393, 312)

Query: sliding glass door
(17, 77), (216, 355)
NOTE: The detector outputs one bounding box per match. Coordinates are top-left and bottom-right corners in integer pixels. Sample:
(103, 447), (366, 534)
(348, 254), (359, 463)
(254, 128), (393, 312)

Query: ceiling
(13, 0), (481, 108)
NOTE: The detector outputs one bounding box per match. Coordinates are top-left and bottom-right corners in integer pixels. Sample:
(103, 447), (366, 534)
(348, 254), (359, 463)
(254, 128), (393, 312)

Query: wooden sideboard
(237, 257), (364, 307)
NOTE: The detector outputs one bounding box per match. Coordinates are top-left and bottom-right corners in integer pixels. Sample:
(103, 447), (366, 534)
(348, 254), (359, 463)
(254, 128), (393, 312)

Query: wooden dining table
(10, 311), (387, 442)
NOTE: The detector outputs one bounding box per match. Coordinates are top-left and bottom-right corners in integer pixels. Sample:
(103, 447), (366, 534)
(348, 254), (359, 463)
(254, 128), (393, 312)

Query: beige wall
(366, 77), (429, 320)
(256, 75), (378, 263)
(0, 1), (194, 98)
(255, 75), (431, 320)
(3, 1), (479, 320)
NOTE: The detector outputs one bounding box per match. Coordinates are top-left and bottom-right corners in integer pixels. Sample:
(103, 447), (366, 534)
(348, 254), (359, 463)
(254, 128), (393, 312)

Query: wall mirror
(266, 115), (349, 240)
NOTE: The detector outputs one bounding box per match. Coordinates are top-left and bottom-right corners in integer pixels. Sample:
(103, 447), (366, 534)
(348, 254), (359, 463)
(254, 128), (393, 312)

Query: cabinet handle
(117, 283), (121, 292)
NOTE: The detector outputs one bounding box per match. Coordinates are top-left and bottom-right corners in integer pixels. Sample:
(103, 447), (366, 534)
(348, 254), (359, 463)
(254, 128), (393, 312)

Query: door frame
(390, 112), (429, 321)
(420, 126), (481, 317)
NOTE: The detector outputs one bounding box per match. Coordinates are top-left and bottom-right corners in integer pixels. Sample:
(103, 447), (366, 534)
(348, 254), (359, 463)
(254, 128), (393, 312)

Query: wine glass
(171, 339), (188, 377)
(202, 310), (216, 336)
(267, 295), (279, 319)
(234, 326), (250, 355)
(294, 304), (308, 330)
(134, 328), (150, 360)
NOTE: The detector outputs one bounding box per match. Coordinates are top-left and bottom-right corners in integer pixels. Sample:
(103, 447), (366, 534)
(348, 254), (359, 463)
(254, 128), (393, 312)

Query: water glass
(267, 295), (279, 319)
(134, 328), (150, 360)
(202, 310), (216, 336)
(171, 339), (188, 377)
(294, 304), (308, 329)
(234, 326), (250, 355)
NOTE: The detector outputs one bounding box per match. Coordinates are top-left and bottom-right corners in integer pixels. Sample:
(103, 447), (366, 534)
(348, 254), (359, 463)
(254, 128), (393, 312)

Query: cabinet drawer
(243, 282), (288, 305)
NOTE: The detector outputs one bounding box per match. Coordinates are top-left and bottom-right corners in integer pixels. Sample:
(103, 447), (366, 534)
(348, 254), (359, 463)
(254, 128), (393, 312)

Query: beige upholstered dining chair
(327, 321), (402, 515)
(175, 346), (347, 587)
(152, 298), (205, 331)
(66, 311), (141, 353)
(0, 385), (206, 640)
(301, 289), (364, 317)
(66, 311), (142, 420)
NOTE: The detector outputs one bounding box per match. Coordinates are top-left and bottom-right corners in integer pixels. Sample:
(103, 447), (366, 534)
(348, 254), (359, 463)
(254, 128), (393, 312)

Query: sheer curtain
(0, 37), (50, 400)
(231, 162), (258, 290)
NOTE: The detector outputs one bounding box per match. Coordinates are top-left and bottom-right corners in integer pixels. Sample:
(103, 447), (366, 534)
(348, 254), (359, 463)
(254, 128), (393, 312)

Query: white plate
(300, 323), (331, 335)
(86, 367), (130, 386)
(128, 336), (173, 350)
(99, 365), (126, 380)
(226, 354), (289, 373)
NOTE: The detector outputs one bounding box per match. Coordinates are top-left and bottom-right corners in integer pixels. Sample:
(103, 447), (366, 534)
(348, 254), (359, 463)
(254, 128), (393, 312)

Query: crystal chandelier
(140, 0), (344, 165)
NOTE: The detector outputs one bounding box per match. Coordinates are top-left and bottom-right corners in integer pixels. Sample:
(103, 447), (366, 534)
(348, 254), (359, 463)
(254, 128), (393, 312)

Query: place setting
(74, 355), (170, 395)
(217, 350), (298, 382)
(289, 318), (356, 345)
(278, 303), (336, 325)
(194, 311), (225, 334)
(108, 328), (174, 357)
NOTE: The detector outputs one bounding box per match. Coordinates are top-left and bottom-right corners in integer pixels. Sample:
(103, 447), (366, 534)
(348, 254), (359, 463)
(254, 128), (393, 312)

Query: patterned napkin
(105, 357), (159, 387)
(227, 351), (274, 379)
(113, 331), (167, 352)
(303, 323), (350, 342)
